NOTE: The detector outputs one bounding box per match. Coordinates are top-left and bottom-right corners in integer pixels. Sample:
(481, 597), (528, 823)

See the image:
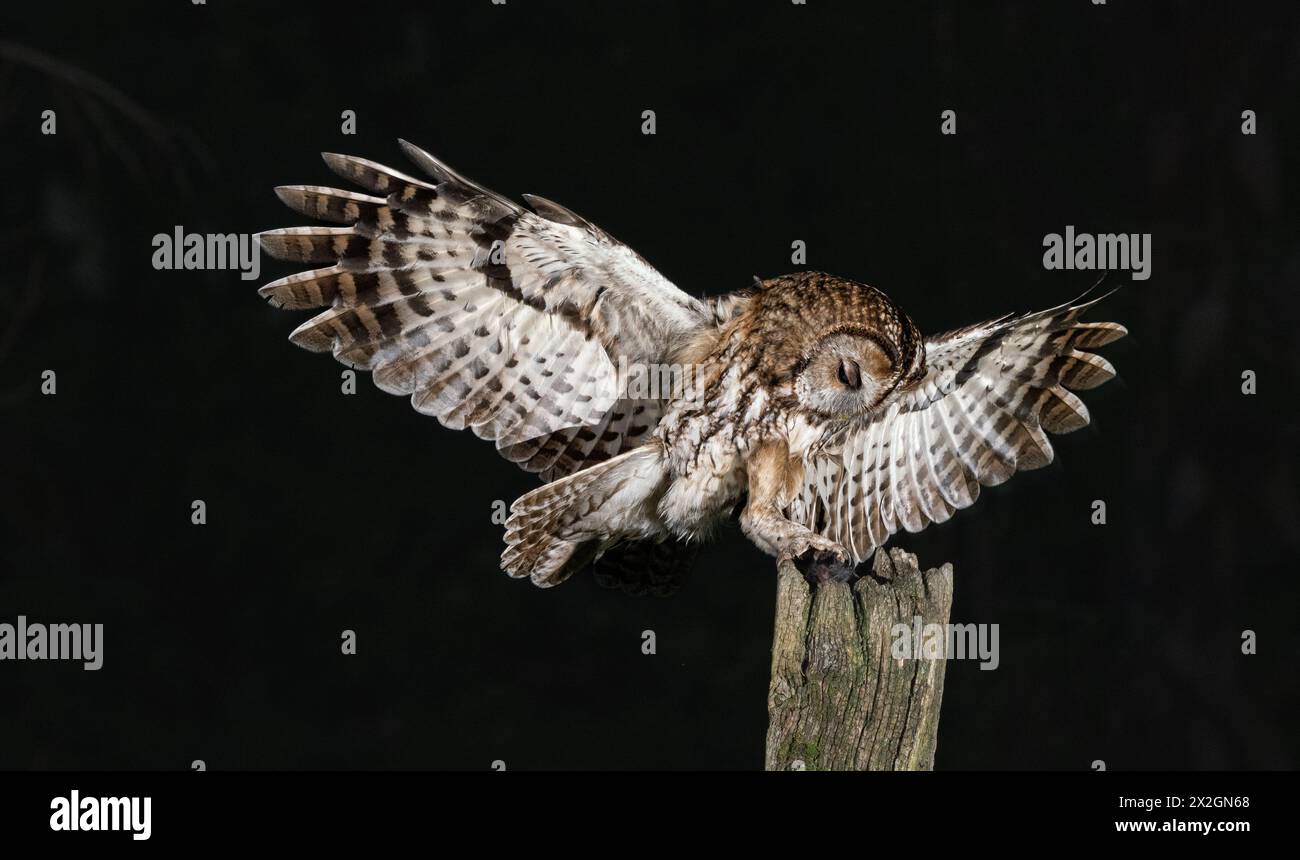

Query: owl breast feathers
(258, 141), (1126, 589)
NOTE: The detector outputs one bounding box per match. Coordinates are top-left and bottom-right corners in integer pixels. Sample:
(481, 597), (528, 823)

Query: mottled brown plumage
(258, 143), (1126, 589)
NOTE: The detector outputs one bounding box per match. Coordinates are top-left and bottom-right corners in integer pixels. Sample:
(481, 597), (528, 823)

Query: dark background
(1, 1), (1296, 770)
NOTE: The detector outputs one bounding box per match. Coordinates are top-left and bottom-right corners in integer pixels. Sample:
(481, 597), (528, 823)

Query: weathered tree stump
(765, 548), (954, 771)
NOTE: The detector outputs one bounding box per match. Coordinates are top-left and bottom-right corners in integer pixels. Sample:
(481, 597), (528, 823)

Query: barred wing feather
(789, 290), (1127, 563)
(257, 141), (709, 473)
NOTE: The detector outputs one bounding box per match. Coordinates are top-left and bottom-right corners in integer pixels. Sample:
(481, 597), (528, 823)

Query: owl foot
(797, 551), (859, 585)
(780, 536), (856, 585)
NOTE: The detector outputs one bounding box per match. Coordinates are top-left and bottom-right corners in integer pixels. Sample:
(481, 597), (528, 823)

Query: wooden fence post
(765, 548), (955, 771)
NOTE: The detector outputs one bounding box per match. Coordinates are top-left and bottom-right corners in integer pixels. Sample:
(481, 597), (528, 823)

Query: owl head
(793, 319), (926, 419)
(745, 273), (927, 419)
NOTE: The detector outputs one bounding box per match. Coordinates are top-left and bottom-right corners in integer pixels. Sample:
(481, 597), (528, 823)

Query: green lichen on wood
(764, 548), (954, 771)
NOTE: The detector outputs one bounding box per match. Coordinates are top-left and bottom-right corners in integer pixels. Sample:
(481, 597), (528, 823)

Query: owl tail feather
(501, 444), (670, 587)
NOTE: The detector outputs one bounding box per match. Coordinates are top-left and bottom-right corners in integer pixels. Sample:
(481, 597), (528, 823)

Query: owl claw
(798, 551), (859, 585)
(781, 536), (856, 585)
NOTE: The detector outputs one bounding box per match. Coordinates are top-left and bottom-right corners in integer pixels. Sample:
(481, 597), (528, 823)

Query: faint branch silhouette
(0, 250), (46, 409)
(0, 40), (212, 193)
(0, 42), (218, 409)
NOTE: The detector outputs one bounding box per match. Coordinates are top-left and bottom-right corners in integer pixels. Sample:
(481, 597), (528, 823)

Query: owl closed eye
(795, 331), (898, 418)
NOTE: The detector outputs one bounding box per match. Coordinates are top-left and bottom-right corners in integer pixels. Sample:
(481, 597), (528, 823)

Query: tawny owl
(257, 141), (1126, 588)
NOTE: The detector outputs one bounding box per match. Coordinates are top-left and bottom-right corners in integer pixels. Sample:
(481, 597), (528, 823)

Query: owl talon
(778, 536), (855, 585)
(797, 550), (858, 585)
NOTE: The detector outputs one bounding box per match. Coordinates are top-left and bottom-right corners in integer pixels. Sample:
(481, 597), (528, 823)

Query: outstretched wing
(257, 140), (708, 472)
(788, 290), (1127, 563)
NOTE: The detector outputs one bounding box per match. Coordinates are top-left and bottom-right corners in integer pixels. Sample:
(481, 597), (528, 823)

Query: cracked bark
(765, 548), (954, 771)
